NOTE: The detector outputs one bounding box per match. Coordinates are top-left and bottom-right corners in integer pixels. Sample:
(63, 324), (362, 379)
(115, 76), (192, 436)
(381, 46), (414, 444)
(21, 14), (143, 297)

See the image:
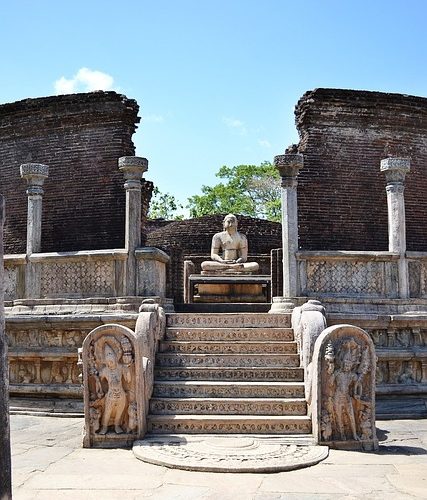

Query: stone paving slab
(11, 415), (427, 499)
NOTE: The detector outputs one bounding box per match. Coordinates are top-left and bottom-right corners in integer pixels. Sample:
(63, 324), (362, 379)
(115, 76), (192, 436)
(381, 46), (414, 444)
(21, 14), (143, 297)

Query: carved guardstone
(82, 324), (141, 448)
(311, 325), (378, 451)
(81, 300), (166, 448)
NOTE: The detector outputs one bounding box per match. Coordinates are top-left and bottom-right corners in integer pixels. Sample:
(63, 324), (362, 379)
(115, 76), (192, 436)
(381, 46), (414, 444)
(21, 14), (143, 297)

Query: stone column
(269, 153), (304, 313)
(0, 195), (12, 499)
(380, 157), (410, 299)
(20, 163), (49, 255)
(119, 156), (148, 295)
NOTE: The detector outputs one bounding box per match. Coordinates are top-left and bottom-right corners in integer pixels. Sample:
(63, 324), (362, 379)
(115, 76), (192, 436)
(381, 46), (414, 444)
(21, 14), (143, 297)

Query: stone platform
(188, 274), (271, 303)
(133, 434), (328, 472)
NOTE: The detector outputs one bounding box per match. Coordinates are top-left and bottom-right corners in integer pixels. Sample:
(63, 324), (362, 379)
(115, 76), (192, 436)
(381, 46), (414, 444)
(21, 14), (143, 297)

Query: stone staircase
(147, 313), (312, 436)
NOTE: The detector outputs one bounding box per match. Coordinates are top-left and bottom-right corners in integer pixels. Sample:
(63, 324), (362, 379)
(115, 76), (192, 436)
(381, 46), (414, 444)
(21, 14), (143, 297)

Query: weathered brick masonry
(295, 88), (427, 251)
(0, 91), (152, 254)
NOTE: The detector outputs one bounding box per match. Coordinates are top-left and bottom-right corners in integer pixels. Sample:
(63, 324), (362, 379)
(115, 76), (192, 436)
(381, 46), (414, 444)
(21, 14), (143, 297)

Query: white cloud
(258, 139), (271, 148)
(222, 116), (247, 135)
(54, 67), (115, 94)
(143, 114), (164, 123)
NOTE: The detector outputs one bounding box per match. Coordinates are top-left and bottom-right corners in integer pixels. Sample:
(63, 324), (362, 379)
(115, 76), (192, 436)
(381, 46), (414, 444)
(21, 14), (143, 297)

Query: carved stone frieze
(40, 261), (115, 297)
(154, 367), (304, 381)
(148, 419), (312, 434)
(149, 398), (307, 416)
(165, 327), (293, 342)
(312, 325), (378, 451)
(7, 328), (88, 349)
(9, 358), (80, 385)
(152, 383), (305, 399)
(155, 353), (300, 368)
(166, 314), (290, 328)
(375, 359), (422, 385)
(305, 260), (386, 296)
(160, 341), (296, 355)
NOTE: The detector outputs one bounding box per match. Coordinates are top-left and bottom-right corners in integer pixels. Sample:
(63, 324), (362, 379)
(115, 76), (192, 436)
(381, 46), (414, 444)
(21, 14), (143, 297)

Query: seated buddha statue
(201, 214), (259, 274)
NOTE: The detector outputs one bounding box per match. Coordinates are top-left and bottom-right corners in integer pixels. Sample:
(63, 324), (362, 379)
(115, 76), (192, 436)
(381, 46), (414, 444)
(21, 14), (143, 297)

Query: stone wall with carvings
(6, 314), (137, 403)
(295, 88), (427, 251)
(0, 91), (153, 254)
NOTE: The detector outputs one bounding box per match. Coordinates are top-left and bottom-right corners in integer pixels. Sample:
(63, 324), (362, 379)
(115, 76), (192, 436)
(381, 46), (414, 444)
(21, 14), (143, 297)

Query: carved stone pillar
(380, 158), (410, 299)
(269, 153), (303, 313)
(119, 156), (148, 295)
(0, 195), (12, 499)
(20, 163), (49, 255)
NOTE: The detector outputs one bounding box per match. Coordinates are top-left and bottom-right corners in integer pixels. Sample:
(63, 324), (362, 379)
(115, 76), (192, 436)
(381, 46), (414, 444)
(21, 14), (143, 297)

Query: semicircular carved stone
(311, 324), (378, 451)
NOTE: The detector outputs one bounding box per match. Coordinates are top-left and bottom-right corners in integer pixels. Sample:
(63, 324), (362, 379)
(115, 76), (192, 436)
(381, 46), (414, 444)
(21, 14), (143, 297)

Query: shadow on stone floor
(377, 444), (427, 455)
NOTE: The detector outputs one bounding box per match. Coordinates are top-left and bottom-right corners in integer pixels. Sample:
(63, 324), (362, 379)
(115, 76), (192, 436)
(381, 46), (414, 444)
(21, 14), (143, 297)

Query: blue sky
(1, 1), (427, 206)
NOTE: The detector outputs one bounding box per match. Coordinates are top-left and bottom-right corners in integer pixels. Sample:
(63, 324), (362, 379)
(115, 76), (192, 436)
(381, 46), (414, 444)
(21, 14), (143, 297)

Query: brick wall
(295, 88), (427, 251)
(0, 91), (152, 254)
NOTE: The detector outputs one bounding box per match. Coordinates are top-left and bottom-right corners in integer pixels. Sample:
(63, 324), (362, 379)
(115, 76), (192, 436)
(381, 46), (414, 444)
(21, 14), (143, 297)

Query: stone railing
(4, 254), (26, 301)
(297, 251), (400, 299)
(408, 252), (427, 298)
(4, 247), (169, 301)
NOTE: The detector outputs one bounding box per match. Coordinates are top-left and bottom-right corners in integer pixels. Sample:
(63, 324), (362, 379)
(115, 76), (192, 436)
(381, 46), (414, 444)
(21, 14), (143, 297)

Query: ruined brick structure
(0, 91), (153, 254)
(146, 215), (282, 302)
(295, 89), (427, 251)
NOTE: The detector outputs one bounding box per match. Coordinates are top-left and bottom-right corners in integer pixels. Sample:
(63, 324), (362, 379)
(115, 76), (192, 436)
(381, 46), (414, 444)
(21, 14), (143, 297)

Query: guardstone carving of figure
(88, 335), (135, 436)
(312, 325), (378, 450)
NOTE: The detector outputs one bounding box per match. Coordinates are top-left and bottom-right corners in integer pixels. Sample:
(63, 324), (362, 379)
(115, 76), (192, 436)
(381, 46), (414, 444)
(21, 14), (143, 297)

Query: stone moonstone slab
(133, 435), (328, 472)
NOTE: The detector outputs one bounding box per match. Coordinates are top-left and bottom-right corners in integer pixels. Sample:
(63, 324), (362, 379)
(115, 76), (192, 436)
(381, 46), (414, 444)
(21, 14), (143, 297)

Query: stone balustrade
(3, 248), (169, 301)
(297, 251), (401, 299)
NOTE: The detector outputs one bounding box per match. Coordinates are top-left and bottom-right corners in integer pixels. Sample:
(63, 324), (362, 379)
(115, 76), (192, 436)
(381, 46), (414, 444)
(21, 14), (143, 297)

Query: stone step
(166, 313), (291, 329)
(147, 414), (312, 435)
(152, 381), (305, 399)
(158, 341), (297, 355)
(165, 327), (294, 342)
(155, 353), (300, 368)
(154, 366), (304, 382)
(149, 397), (307, 416)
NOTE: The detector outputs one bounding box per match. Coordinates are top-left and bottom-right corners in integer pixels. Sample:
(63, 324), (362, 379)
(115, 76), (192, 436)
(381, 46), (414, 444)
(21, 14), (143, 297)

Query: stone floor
(11, 415), (427, 499)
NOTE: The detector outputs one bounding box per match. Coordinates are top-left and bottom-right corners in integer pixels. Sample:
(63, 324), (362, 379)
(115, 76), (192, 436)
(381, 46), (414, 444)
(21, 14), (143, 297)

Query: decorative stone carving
(82, 300), (166, 447)
(201, 214), (259, 274)
(82, 324), (139, 447)
(305, 260), (385, 296)
(311, 324), (378, 450)
(133, 436), (328, 473)
(292, 299), (327, 403)
(4, 267), (18, 301)
(40, 260), (115, 298)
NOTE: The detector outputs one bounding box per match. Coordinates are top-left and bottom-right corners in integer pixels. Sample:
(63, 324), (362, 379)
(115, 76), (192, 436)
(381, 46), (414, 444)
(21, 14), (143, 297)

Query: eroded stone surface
(133, 435), (328, 472)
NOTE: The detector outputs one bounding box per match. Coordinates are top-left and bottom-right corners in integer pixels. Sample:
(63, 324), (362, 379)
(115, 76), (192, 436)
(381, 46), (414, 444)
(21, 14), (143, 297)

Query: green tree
(187, 162), (281, 221)
(148, 187), (184, 220)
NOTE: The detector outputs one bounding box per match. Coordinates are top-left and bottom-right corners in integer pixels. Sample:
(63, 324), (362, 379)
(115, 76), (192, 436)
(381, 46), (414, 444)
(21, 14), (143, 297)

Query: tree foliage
(148, 187), (184, 220)
(187, 162), (281, 221)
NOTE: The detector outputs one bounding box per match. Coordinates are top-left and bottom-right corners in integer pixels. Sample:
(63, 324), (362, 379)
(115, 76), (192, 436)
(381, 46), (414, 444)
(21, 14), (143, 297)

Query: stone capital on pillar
(20, 163), (49, 196)
(380, 157), (410, 185)
(119, 156), (148, 190)
(274, 153), (304, 188)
